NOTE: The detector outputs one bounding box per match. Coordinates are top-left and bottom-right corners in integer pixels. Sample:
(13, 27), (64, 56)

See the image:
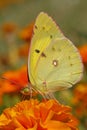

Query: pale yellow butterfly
(28, 12), (83, 99)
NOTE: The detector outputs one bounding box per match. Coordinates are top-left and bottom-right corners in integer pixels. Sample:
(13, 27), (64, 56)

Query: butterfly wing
(34, 38), (83, 93)
(28, 12), (83, 94)
(28, 12), (64, 86)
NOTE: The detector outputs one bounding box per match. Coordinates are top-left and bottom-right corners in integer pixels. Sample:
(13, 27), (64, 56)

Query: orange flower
(0, 66), (37, 104)
(73, 83), (87, 117)
(2, 22), (20, 66)
(78, 44), (87, 64)
(2, 65), (28, 92)
(2, 23), (16, 34)
(0, 99), (79, 130)
(0, 66), (28, 103)
(0, 0), (22, 8)
(18, 22), (34, 57)
(20, 22), (34, 42)
(18, 43), (29, 57)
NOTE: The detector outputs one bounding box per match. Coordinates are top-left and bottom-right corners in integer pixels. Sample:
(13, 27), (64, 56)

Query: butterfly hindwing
(35, 38), (83, 92)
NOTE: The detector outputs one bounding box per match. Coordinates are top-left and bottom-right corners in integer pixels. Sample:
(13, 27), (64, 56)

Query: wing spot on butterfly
(50, 35), (53, 39)
(42, 26), (45, 30)
(35, 25), (38, 29)
(52, 47), (56, 51)
(41, 52), (46, 57)
(35, 49), (40, 53)
(52, 60), (58, 67)
(70, 63), (73, 66)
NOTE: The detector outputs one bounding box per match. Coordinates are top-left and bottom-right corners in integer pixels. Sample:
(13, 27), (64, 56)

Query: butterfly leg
(27, 83), (33, 98)
(43, 81), (57, 101)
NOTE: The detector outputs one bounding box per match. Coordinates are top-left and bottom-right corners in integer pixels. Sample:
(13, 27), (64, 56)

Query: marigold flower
(0, 99), (79, 130)
(2, 22), (20, 66)
(0, 0), (22, 8)
(0, 66), (28, 103)
(20, 22), (34, 42)
(0, 66), (37, 104)
(72, 83), (87, 117)
(18, 23), (34, 57)
(18, 43), (29, 57)
(78, 44), (87, 64)
(1, 66), (28, 92)
(2, 23), (16, 34)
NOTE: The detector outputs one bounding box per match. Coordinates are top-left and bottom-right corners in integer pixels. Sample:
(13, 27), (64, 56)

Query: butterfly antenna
(0, 76), (24, 88)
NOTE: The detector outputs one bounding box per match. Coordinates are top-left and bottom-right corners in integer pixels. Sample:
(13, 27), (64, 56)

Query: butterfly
(27, 12), (83, 99)
(2, 12), (83, 100)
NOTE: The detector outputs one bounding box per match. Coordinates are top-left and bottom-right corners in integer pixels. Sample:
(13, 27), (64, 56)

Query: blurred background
(0, 0), (87, 130)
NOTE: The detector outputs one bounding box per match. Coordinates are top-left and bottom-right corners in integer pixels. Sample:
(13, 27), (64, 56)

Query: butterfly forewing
(34, 38), (83, 92)
(28, 12), (64, 86)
